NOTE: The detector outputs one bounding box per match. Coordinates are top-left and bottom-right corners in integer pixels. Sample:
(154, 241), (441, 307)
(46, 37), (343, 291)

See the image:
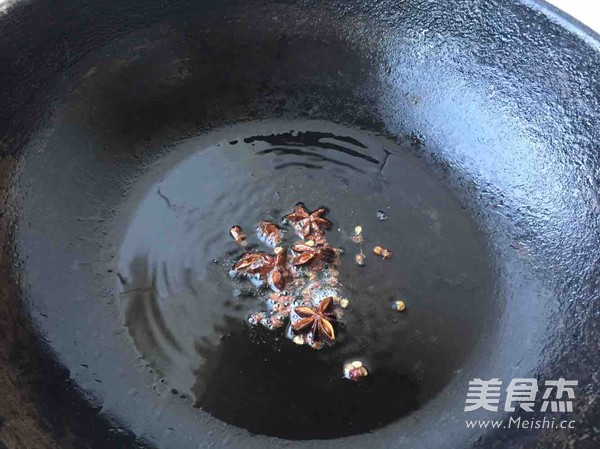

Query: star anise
(283, 203), (332, 240)
(283, 203), (310, 224)
(292, 296), (336, 342)
(233, 249), (291, 292)
(291, 242), (337, 266)
(256, 220), (282, 247)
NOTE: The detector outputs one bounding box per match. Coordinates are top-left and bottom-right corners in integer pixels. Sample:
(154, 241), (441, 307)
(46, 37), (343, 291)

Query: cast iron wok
(0, 0), (599, 448)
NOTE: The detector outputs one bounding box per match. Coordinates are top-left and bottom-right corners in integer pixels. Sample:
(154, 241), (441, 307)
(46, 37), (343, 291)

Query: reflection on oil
(121, 256), (184, 365)
(119, 253), (241, 395)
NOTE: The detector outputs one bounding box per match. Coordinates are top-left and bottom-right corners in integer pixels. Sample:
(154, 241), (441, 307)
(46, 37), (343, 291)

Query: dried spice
(292, 296), (336, 343)
(335, 297), (349, 308)
(268, 250), (293, 292)
(230, 203), (343, 350)
(228, 203), (412, 364)
(230, 225), (247, 246)
(344, 360), (369, 381)
(233, 250), (292, 292)
(355, 251), (366, 266)
(373, 245), (392, 259)
(225, 202), (413, 376)
(351, 225), (364, 244)
(283, 203), (332, 240)
(256, 220), (282, 247)
(233, 252), (273, 276)
(291, 242), (337, 266)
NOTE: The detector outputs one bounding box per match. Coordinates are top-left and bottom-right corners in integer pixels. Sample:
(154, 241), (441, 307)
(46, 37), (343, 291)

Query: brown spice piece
(291, 242), (337, 266)
(283, 203), (332, 240)
(355, 252), (366, 266)
(268, 250), (292, 292)
(231, 203), (347, 350)
(373, 246), (392, 259)
(229, 225), (247, 246)
(233, 252), (272, 275)
(269, 314), (285, 329)
(351, 234), (364, 244)
(344, 360), (369, 381)
(233, 250), (292, 292)
(352, 225), (364, 244)
(257, 220), (282, 246)
(292, 296), (336, 342)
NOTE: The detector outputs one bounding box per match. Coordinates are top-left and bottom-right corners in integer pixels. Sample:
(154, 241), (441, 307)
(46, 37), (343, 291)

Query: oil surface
(118, 120), (496, 439)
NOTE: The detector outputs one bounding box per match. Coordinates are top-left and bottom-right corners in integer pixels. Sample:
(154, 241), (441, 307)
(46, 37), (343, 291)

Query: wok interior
(114, 120), (497, 438)
(1, 1), (598, 448)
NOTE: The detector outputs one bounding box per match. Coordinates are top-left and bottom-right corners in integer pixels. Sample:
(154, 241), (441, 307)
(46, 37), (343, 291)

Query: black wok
(0, 0), (598, 448)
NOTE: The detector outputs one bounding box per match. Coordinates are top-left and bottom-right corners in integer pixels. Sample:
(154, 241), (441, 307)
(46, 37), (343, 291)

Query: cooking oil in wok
(117, 120), (496, 439)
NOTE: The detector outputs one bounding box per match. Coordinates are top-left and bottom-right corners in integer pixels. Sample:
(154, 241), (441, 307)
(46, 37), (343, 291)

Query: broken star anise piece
(233, 250), (292, 292)
(256, 220), (282, 247)
(233, 252), (274, 276)
(268, 249), (292, 292)
(292, 296), (336, 342)
(229, 225), (247, 246)
(291, 242), (337, 266)
(283, 203), (332, 240)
